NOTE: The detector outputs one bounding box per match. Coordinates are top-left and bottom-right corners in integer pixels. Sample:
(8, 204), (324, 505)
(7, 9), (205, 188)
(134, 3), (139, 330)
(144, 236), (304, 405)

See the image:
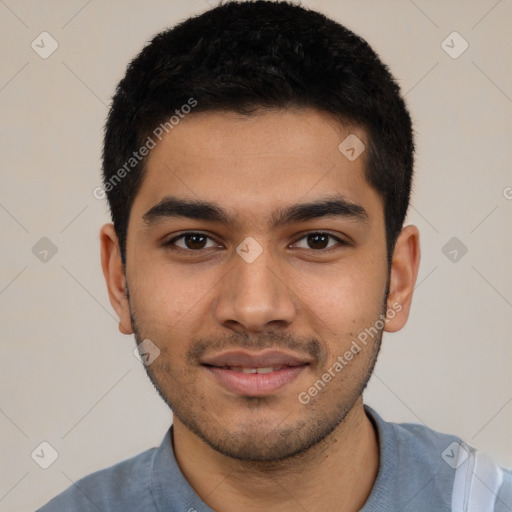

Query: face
(104, 109), (411, 461)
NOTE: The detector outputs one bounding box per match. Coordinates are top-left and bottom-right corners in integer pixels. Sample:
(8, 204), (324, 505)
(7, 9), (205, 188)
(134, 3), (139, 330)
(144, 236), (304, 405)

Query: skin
(101, 108), (420, 512)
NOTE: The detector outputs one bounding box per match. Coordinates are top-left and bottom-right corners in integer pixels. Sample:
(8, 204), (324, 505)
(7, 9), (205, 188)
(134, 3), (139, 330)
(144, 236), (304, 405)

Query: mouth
(201, 350), (311, 396)
(216, 366), (290, 374)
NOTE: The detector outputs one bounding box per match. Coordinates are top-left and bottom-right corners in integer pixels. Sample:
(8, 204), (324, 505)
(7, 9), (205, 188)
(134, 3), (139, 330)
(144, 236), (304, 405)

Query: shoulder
(36, 445), (157, 512)
(365, 406), (512, 511)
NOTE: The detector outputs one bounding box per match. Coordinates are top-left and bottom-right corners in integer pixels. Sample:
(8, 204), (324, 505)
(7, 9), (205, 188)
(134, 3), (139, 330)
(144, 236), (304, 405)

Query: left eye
(293, 233), (344, 250)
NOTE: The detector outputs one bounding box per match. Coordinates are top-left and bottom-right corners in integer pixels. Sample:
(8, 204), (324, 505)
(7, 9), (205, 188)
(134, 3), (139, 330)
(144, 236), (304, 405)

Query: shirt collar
(149, 406), (396, 511)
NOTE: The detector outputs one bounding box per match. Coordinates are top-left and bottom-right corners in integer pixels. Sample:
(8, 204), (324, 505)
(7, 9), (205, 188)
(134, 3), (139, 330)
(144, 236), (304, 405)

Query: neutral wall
(1, 1), (511, 510)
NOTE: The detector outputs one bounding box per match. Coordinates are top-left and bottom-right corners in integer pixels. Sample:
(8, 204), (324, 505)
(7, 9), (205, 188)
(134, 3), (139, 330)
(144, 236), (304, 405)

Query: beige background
(1, 0), (511, 510)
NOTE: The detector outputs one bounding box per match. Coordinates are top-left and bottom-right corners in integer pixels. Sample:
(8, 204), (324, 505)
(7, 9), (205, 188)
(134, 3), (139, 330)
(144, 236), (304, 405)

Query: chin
(179, 408), (346, 462)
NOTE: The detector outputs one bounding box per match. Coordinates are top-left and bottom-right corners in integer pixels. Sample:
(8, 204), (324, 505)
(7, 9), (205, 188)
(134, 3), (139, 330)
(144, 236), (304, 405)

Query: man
(37, 1), (512, 511)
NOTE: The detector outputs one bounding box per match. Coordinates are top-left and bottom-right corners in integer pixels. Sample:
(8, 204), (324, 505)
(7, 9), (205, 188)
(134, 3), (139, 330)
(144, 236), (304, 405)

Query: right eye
(164, 232), (221, 252)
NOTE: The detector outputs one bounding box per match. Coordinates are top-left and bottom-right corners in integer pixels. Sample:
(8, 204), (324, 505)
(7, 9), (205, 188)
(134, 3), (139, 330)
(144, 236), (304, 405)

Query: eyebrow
(142, 194), (368, 229)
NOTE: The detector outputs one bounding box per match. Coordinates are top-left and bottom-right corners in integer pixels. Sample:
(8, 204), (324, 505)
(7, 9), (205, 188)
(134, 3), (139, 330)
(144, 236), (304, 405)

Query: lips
(228, 366), (284, 374)
(201, 350), (311, 396)
(201, 349), (311, 369)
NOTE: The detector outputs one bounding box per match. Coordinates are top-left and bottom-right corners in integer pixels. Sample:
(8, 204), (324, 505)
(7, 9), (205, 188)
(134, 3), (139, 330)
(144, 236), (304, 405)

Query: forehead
(131, 108), (382, 224)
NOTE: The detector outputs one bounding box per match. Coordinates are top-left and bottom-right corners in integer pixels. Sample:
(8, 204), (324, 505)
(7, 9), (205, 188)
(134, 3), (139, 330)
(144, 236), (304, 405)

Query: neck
(172, 398), (379, 512)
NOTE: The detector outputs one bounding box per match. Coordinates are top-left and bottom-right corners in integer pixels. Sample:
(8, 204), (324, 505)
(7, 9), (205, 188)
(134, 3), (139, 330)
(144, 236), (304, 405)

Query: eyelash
(163, 231), (347, 253)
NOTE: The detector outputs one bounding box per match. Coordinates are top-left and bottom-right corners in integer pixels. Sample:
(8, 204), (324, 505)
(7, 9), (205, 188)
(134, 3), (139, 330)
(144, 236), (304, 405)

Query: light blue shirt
(36, 406), (512, 511)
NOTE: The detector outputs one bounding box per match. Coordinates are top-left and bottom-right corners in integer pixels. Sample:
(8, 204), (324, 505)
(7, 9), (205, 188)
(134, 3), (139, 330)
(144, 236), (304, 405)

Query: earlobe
(100, 223), (134, 335)
(384, 225), (421, 333)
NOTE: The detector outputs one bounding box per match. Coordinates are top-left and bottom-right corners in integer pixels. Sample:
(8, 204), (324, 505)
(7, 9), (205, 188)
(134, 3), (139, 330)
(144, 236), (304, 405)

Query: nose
(213, 243), (298, 333)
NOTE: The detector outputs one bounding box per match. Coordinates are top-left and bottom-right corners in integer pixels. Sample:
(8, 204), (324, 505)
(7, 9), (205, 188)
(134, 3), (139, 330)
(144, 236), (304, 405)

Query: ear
(100, 223), (133, 335)
(384, 224), (420, 333)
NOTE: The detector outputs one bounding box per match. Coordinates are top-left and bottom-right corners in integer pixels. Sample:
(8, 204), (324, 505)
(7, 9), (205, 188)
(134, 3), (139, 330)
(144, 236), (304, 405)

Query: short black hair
(102, 0), (414, 264)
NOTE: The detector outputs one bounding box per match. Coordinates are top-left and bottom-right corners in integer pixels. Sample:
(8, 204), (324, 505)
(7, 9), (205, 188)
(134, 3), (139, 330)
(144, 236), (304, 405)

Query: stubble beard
(129, 304), (384, 464)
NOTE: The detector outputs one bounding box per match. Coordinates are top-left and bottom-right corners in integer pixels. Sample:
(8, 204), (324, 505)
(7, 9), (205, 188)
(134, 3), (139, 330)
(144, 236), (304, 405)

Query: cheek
(297, 265), (386, 326)
(128, 263), (202, 334)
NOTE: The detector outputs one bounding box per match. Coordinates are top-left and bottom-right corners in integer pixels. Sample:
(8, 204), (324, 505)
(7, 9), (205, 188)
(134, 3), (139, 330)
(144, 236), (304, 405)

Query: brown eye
(183, 234), (208, 249)
(307, 233), (329, 249)
(293, 232), (345, 250)
(166, 232), (218, 251)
